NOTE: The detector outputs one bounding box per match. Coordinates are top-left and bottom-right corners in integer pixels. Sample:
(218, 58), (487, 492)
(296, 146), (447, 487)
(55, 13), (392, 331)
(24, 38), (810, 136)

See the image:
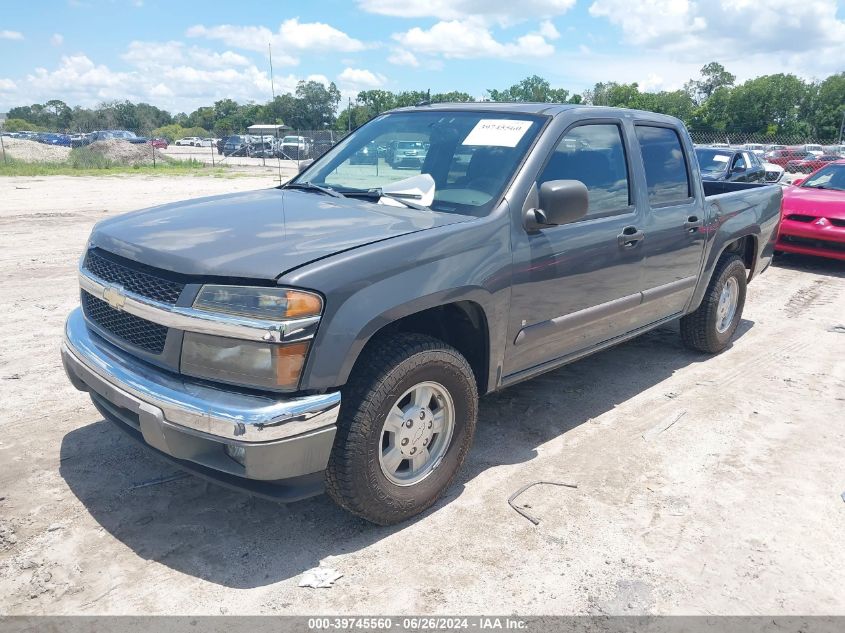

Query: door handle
(617, 226), (645, 248)
(684, 215), (704, 232)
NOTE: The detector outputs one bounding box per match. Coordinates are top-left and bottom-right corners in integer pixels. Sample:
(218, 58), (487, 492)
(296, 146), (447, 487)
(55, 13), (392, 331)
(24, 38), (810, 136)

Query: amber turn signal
(274, 341), (310, 389)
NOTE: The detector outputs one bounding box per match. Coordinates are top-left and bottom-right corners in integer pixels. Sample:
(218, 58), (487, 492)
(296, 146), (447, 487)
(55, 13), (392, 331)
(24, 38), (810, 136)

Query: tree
(487, 75), (569, 102)
(291, 80), (341, 129)
(810, 72), (845, 141)
(685, 62), (736, 105)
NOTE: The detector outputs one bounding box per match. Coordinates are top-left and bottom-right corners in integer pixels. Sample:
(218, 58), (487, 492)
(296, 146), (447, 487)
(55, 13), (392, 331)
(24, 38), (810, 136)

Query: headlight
(193, 285), (322, 320)
(184, 285), (322, 390)
(181, 332), (310, 390)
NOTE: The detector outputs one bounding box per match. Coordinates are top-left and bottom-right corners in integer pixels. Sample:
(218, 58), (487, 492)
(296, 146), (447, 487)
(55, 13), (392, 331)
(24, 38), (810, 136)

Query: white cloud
(538, 20), (560, 40)
(387, 48), (419, 67)
(306, 74), (331, 86)
(0, 30), (24, 40)
(589, 0), (845, 56)
(393, 19), (556, 59)
(337, 67), (387, 90)
(50, 33), (64, 47)
(0, 78), (17, 92)
(186, 18), (365, 66)
(359, 0), (575, 23)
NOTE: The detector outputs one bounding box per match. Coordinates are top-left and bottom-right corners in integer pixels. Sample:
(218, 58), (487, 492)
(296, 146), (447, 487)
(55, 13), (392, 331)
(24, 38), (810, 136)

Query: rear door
(633, 124), (706, 323)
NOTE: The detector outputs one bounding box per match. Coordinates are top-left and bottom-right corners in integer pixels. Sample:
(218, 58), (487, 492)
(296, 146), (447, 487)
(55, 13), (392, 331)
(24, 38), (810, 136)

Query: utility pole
(347, 97), (352, 132)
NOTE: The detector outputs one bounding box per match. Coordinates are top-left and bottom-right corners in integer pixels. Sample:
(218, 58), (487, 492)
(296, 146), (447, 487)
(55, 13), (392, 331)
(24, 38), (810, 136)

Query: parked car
(776, 160), (845, 260)
(742, 143), (766, 156)
(92, 130), (148, 144)
(70, 133), (96, 148)
(802, 144), (824, 157)
(194, 138), (216, 148)
(61, 103), (781, 524)
(280, 135), (312, 159)
(695, 148), (766, 182)
(765, 148), (813, 167)
(386, 140), (428, 168)
(784, 154), (842, 174)
(216, 136), (230, 155)
(349, 140), (379, 165)
(174, 137), (202, 147)
(149, 137), (169, 149)
(762, 161), (785, 183)
(36, 132), (72, 147)
(222, 134), (252, 156)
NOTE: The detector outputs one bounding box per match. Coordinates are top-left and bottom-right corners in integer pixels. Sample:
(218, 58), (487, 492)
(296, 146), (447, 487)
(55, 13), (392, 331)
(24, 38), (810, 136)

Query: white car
(762, 161), (784, 183)
(174, 137), (202, 146)
(742, 143), (766, 156)
(195, 138), (217, 147)
(280, 135), (313, 158)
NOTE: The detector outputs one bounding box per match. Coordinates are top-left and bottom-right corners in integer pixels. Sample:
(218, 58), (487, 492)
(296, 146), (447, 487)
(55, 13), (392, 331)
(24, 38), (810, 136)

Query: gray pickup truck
(62, 104), (781, 524)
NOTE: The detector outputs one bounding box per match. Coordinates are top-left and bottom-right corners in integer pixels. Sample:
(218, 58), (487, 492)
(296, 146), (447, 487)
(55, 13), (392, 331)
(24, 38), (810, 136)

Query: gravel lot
(0, 175), (843, 616)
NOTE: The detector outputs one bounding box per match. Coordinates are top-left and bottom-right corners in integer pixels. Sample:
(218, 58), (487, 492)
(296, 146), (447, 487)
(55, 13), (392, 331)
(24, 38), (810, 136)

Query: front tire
(325, 333), (478, 525)
(680, 254), (747, 353)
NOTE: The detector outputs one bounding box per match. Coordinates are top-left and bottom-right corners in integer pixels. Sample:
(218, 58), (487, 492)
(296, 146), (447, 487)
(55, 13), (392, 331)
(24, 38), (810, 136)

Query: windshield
(282, 136), (301, 143)
(695, 149), (731, 172)
(801, 164), (845, 191)
(295, 110), (546, 215)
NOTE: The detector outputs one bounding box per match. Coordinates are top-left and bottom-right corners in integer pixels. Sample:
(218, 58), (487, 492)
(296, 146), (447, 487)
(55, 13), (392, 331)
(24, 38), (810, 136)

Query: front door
(503, 121), (647, 381)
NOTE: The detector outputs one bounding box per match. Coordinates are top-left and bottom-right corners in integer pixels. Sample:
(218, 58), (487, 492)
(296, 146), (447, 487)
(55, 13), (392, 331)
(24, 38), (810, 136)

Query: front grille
(84, 250), (184, 304)
(786, 214), (817, 223)
(829, 218), (845, 228)
(780, 235), (845, 253)
(81, 291), (168, 354)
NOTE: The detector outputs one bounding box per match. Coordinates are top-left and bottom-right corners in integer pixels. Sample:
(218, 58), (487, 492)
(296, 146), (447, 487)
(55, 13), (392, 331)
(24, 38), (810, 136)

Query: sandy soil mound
(0, 137), (71, 163)
(86, 139), (169, 166)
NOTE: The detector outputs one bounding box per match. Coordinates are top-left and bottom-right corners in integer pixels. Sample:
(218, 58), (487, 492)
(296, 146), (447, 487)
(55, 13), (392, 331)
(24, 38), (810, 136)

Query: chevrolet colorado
(62, 104), (782, 524)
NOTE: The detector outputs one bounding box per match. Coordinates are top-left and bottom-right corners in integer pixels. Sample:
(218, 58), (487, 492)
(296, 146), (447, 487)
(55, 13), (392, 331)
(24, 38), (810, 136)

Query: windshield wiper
(282, 181), (345, 198)
(339, 189), (431, 211)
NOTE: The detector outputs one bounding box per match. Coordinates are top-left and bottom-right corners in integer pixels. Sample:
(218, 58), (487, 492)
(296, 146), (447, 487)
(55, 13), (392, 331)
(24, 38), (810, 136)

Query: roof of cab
(388, 101), (684, 125)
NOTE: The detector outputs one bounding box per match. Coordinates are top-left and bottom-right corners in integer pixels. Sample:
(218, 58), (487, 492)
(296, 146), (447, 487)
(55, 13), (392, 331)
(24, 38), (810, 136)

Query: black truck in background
(62, 104), (781, 524)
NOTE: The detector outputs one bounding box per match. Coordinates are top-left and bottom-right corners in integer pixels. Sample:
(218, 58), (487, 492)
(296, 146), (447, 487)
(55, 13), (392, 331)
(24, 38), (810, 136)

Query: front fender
(280, 215), (513, 394)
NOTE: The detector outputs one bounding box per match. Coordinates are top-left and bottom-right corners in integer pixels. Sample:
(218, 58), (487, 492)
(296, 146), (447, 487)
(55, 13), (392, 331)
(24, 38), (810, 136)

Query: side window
(538, 124), (630, 217)
(733, 153), (747, 170)
(635, 126), (692, 205)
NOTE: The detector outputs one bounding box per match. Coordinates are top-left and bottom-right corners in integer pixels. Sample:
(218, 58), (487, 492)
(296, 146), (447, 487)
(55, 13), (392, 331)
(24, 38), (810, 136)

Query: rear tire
(680, 254), (747, 353)
(325, 333), (478, 525)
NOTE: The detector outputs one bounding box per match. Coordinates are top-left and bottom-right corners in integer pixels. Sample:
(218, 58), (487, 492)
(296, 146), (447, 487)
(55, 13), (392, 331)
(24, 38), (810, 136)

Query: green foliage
(151, 124), (209, 141)
(487, 75), (570, 103)
(69, 147), (115, 169)
(2, 118), (46, 132)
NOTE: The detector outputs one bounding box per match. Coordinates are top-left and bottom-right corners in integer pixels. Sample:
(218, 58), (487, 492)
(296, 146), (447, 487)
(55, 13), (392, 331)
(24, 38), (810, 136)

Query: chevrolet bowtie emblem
(103, 285), (126, 310)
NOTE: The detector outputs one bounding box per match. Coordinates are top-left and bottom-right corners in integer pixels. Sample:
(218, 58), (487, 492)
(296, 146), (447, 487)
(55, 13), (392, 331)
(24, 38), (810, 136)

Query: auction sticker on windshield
(712, 154), (730, 162)
(462, 119), (533, 147)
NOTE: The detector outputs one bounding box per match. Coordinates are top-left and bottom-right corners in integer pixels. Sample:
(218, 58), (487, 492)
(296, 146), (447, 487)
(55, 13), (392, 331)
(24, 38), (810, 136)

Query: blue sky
(0, 0), (843, 113)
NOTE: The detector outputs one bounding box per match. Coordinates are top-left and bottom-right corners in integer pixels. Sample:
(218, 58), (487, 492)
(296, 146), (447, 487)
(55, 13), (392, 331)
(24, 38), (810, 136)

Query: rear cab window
(635, 125), (693, 206)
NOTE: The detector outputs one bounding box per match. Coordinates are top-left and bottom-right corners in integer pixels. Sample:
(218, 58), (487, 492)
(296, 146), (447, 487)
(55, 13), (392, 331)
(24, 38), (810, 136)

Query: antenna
(269, 42), (283, 185)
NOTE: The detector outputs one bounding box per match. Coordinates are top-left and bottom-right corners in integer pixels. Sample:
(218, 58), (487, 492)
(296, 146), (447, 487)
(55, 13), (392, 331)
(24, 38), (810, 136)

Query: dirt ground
(0, 175), (843, 616)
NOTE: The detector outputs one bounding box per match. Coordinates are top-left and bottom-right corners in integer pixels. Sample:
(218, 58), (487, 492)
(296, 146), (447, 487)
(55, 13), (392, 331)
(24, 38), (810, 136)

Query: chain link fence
(689, 131), (845, 153)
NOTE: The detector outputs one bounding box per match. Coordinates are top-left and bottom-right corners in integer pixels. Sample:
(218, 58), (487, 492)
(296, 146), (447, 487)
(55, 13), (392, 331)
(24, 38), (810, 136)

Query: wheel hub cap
(716, 277), (739, 334)
(378, 381), (455, 486)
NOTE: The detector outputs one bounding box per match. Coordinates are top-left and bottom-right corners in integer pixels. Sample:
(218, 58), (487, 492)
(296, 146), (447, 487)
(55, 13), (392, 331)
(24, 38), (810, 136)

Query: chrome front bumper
(62, 308), (340, 488)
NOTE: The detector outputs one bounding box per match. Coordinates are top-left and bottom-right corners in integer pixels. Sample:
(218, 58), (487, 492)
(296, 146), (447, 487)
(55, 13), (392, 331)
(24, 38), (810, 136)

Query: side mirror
(526, 180), (589, 228)
(297, 159), (314, 173)
(792, 178), (804, 186)
(733, 165), (746, 173)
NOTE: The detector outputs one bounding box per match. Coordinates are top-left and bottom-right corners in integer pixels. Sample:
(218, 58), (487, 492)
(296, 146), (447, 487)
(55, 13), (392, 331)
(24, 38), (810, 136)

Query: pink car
(776, 160), (845, 260)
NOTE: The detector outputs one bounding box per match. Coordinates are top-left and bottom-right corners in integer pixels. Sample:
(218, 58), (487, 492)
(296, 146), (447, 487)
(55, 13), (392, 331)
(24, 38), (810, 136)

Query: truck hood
(783, 186), (845, 220)
(89, 188), (472, 279)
